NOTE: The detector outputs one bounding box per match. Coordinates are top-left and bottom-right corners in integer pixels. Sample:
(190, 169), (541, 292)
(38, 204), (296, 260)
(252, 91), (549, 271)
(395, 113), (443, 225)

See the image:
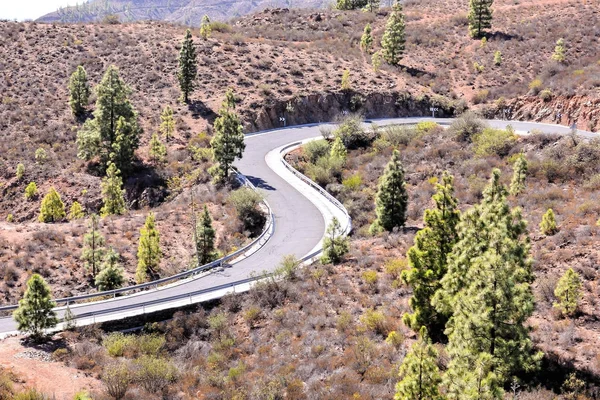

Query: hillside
(36, 0), (331, 25)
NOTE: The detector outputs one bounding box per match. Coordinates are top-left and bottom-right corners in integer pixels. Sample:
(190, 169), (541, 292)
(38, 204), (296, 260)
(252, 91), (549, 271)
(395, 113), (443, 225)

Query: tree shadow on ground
(187, 100), (217, 124)
(245, 175), (276, 191)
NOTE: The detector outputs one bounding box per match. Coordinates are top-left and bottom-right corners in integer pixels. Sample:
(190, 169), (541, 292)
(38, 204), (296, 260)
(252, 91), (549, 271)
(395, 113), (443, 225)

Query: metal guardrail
(0, 170), (275, 313)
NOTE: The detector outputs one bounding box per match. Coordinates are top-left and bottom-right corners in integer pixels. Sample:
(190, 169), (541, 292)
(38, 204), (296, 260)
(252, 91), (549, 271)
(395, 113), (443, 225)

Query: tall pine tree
(178, 29), (197, 103)
(95, 248), (125, 291)
(159, 106), (175, 142)
(196, 205), (217, 265)
(81, 214), (106, 278)
(136, 213), (161, 283)
(381, 1), (406, 66)
(360, 23), (374, 53)
(509, 153), (528, 196)
(394, 327), (443, 400)
(69, 65), (90, 117)
(435, 169), (542, 399)
(210, 91), (245, 180)
(100, 162), (127, 217)
(39, 187), (66, 223)
(468, 0), (494, 38)
(13, 274), (58, 340)
(372, 150), (408, 232)
(402, 172), (460, 334)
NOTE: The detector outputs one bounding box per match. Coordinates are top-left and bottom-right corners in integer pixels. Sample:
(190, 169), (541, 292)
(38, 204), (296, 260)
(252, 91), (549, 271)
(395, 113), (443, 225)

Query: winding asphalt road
(0, 118), (592, 336)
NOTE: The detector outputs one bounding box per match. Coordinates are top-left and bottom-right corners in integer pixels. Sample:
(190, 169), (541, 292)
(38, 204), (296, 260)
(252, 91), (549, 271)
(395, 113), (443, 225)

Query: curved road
(0, 118), (592, 335)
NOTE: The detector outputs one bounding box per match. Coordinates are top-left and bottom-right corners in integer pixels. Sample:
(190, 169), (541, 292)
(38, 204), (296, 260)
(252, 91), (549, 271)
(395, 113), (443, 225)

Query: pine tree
(494, 50), (502, 66)
(16, 163), (25, 181)
(381, 1), (406, 66)
(341, 69), (351, 90)
(330, 135), (347, 162)
(509, 153), (528, 196)
(394, 327), (443, 400)
(159, 106), (175, 142)
(552, 38), (566, 63)
(554, 268), (582, 317)
(100, 162), (127, 217)
(39, 187), (66, 223)
(82, 214), (106, 278)
(372, 150), (408, 232)
(210, 92), (246, 180)
(540, 208), (558, 236)
(435, 169), (542, 398)
(321, 217), (349, 265)
(95, 248), (125, 291)
(149, 133), (167, 165)
(365, 0), (380, 12)
(200, 15), (212, 40)
(372, 50), (383, 72)
(136, 213), (161, 283)
(24, 181), (38, 200)
(360, 23), (373, 53)
(76, 65), (140, 172)
(68, 201), (85, 220)
(69, 65), (90, 117)
(196, 205), (217, 265)
(178, 29), (197, 103)
(63, 305), (76, 330)
(13, 274), (58, 340)
(402, 172), (460, 333)
(468, 0), (494, 38)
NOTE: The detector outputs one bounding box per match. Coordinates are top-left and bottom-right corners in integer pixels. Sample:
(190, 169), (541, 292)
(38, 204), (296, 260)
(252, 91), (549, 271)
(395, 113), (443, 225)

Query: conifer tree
(159, 106), (175, 142)
(435, 169), (542, 398)
(95, 248), (125, 291)
(554, 268), (582, 317)
(200, 15), (212, 40)
(39, 187), (66, 223)
(330, 135), (347, 162)
(371, 50), (383, 72)
(394, 327), (443, 400)
(16, 163), (25, 181)
(13, 274), (58, 340)
(68, 201), (85, 220)
(372, 150), (408, 232)
(136, 213), (161, 283)
(552, 38), (566, 63)
(196, 205), (217, 265)
(76, 65), (140, 172)
(468, 0), (494, 38)
(494, 50), (502, 66)
(149, 133), (167, 165)
(321, 217), (349, 265)
(341, 69), (351, 90)
(365, 0), (380, 12)
(178, 29), (197, 103)
(360, 23), (373, 53)
(402, 172), (460, 333)
(69, 65), (90, 117)
(24, 181), (38, 200)
(100, 162), (127, 217)
(210, 92), (245, 180)
(81, 214), (106, 278)
(540, 208), (558, 236)
(509, 153), (528, 196)
(381, 1), (406, 66)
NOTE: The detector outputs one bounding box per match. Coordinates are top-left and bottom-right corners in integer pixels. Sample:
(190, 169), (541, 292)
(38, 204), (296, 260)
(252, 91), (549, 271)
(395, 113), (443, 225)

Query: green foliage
(149, 133), (167, 165)
(196, 205), (217, 265)
(81, 214), (106, 278)
(24, 182), (38, 200)
(434, 169), (542, 398)
(303, 139), (330, 164)
(6, 214), (13, 223)
(210, 92), (245, 180)
(341, 69), (351, 91)
(334, 114), (369, 149)
(394, 327), (442, 400)
(378, 125), (417, 147)
(68, 201), (85, 220)
(35, 147), (47, 164)
(39, 187), (66, 223)
(472, 127), (517, 157)
(321, 217), (349, 264)
(450, 111), (487, 142)
(554, 268), (582, 317)
(104, 332), (165, 358)
(381, 1), (406, 66)
(552, 38), (566, 63)
(360, 308), (387, 335)
(371, 50), (383, 72)
(73, 391), (91, 400)
(102, 361), (131, 400)
(63, 305), (76, 330)
(360, 23), (373, 53)
(135, 355), (178, 393)
(100, 162), (126, 217)
(529, 78), (543, 94)
(200, 15), (212, 40)
(372, 150), (408, 232)
(415, 121), (439, 136)
(494, 50), (502, 66)
(468, 0), (494, 38)
(229, 187), (265, 232)
(540, 208), (558, 236)
(385, 330), (403, 348)
(473, 61), (485, 73)
(13, 274), (58, 340)
(16, 163), (25, 181)
(275, 254), (301, 281)
(330, 135), (347, 162)
(305, 155), (344, 187)
(136, 213), (161, 283)
(178, 29), (197, 102)
(336, 0), (368, 10)
(13, 388), (49, 400)
(159, 106), (175, 142)
(362, 270), (378, 286)
(342, 173), (362, 191)
(69, 65), (90, 117)
(509, 153), (528, 196)
(402, 172), (460, 333)
(95, 248), (125, 291)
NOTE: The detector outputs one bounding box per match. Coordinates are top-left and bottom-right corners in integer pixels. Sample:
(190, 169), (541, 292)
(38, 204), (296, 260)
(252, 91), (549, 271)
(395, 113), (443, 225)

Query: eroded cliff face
(501, 95), (600, 132)
(243, 91), (461, 132)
